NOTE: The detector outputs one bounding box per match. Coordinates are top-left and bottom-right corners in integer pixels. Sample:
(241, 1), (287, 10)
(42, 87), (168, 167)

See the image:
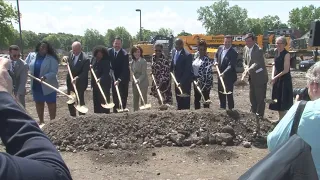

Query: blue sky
(6, 1), (317, 36)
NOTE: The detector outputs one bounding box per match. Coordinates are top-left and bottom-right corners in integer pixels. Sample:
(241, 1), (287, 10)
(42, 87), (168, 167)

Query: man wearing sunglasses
(8, 45), (28, 107)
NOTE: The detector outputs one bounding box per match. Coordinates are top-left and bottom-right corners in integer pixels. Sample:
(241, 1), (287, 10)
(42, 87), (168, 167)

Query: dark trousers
(194, 85), (210, 109)
(218, 78), (234, 109)
(67, 88), (85, 117)
(112, 81), (129, 113)
(92, 85), (110, 114)
(249, 81), (267, 117)
(175, 84), (191, 110)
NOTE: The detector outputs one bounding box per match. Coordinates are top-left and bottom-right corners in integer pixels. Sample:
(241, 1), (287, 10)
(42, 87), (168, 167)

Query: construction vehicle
(135, 35), (174, 62)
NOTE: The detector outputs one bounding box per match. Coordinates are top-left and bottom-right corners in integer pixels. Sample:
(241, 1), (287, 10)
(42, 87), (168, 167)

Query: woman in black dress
(269, 36), (293, 120)
(91, 45), (111, 114)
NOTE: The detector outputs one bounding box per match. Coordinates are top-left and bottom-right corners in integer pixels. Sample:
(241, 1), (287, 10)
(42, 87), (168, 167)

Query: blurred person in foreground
(8, 45), (28, 107)
(0, 57), (72, 180)
(130, 45), (149, 111)
(90, 45), (111, 114)
(267, 61), (320, 178)
(150, 43), (172, 104)
(25, 41), (59, 125)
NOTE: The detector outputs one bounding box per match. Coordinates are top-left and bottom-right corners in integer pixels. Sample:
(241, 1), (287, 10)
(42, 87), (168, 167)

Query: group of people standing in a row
(6, 34), (295, 130)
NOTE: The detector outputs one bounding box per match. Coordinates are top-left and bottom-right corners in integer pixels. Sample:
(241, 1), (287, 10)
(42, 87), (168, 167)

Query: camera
(293, 87), (310, 101)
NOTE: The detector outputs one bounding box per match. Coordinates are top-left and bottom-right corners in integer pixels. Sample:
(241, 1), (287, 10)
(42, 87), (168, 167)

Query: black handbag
(239, 101), (319, 180)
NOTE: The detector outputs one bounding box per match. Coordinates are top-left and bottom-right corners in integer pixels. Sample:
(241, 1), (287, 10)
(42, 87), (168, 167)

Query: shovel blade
(265, 98), (277, 104)
(75, 105), (88, 114)
(219, 91), (232, 95)
(117, 108), (129, 113)
(139, 104), (152, 110)
(67, 91), (76, 104)
(201, 100), (212, 105)
(101, 102), (115, 109)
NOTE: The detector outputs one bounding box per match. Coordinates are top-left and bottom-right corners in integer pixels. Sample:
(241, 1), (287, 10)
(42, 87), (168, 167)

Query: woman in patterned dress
(192, 40), (213, 109)
(150, 43), (172, 104)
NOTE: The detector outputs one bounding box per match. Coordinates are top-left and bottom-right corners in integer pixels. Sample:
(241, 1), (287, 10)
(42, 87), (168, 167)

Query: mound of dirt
(42, 109), (273, 152)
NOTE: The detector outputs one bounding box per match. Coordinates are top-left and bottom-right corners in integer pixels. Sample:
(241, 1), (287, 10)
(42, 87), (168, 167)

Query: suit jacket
(90, 56), (111, 91)
(243, 44), (268, 85)
(66, 51), (90, 92)
(131, 57), (149, 90)
(0, 91), (72, 180)
(25, 52), (59, 95)
(108, 48), (130, 83)
(170, 48), (193, 91)
(10, 59), (28, 96)
(214, 45), (238, 83)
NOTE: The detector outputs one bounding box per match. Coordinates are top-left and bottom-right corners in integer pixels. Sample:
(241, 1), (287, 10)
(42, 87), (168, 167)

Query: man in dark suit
(170, 38), (193, 110)
(66, 41), (90, 116)
(0, 57), (72, 180)
(8, 45), (28, 107)
(108, 37), (130, 113)
(214, 35), (238, 110)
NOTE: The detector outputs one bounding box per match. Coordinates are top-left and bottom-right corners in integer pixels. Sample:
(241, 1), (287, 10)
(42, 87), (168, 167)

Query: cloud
(15, 7), (205, 37)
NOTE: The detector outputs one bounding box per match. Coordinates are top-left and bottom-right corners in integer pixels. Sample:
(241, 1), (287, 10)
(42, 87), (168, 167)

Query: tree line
(1, 0), (319, 52)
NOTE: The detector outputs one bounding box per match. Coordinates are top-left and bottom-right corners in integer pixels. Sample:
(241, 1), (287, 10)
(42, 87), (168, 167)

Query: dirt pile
(43, 109), (273, 152)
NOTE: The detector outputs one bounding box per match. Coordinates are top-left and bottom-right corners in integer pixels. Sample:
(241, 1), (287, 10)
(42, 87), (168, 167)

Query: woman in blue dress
(25, 41), (59, 125)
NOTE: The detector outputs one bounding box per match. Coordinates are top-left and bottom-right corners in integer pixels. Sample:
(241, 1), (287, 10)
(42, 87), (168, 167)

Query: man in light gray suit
(8, 45), (28, 107)
(243, 33), (268, 133)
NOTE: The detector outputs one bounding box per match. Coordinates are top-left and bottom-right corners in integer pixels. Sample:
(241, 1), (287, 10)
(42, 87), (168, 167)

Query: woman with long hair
(25, 41), (59, 125)
(91, 45), (111, 113)
(130, 45), (149, 111)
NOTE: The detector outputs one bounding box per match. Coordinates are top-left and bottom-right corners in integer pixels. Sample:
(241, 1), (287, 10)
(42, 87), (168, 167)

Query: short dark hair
(244, 33), (255, 41)
(9, 45), (20, 52)
(131, 45), (143, 60)
(198, 40), (207, 49)
(224, 35), (232, 39)
(92, 45), (108, 58)
(114, 37), (122, 42)
(154, 43), (163, 49)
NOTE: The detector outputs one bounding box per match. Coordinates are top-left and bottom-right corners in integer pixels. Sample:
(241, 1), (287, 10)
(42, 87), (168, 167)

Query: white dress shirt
(192, 57), (203, 76)
(221, 46), (231, 63)
(174, 50), (181, 65)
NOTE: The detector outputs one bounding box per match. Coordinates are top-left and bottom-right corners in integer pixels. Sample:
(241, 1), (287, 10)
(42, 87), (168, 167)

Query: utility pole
(136, 9), (142, 41)
(16, 0), (24, 58)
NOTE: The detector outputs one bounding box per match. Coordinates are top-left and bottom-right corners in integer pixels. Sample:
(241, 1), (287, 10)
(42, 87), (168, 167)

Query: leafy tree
(83, 29), (105, 52)
(245, 15), (288, 35)
(0, 0), (17, 48)
(157, 28), (174, 37)
(105, 29), (116, 48)
(177, 30), (192, 36)
(113, 26), (132, 49)
(197, 0), (248, 35)
(43, 34), (61, 49)
(135, 28), (157, 41)
(288, 5), (320, 34)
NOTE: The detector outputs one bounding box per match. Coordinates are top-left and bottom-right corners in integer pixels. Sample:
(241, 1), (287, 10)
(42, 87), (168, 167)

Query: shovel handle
(215, 66), (228, 93)
(111, 71), (124, 110)
(132, 74), (147, 106)
(193, 80), (206, 102)
(28, 74), (71, 98)
(90, 66), (108, 103)
(151, 74), (164, 105)
(66, 62), (81, 104)
(170, 72), (184, 94)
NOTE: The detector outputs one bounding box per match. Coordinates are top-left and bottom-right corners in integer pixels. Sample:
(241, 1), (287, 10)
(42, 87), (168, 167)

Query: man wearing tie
(108, 37), (130, 113)
(66, 41), (90, 116)
(8, 45), (28, 107)
(170, 38), (193, 110)
(214, 35), (238, 111)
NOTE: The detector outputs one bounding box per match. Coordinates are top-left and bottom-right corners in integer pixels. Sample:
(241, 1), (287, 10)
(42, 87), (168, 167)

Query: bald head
(72, 41), (82, 56)
(175, 38), (183, 51)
